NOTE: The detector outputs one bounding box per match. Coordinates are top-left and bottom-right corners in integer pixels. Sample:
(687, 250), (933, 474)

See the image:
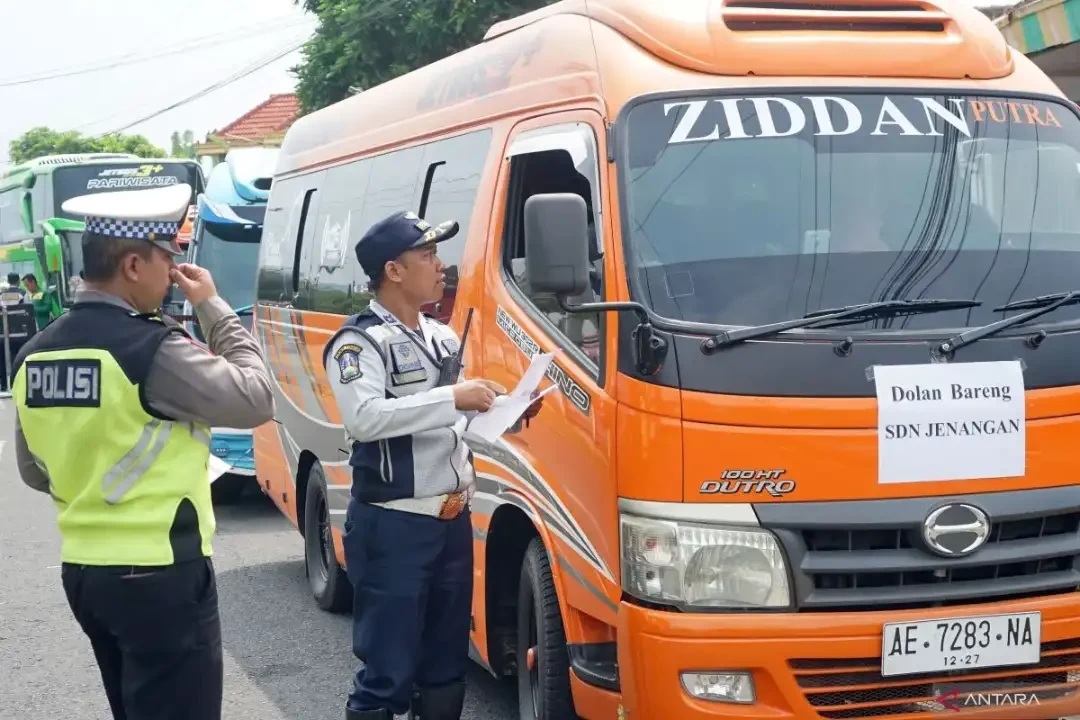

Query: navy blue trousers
(343, 499), (474, 715)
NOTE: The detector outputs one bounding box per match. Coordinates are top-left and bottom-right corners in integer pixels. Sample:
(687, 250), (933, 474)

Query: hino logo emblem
(922, 503), (991, 558)
(700, 469), (796, 498)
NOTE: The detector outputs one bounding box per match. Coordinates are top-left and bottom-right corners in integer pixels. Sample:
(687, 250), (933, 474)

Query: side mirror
(523, 193), (589, 297)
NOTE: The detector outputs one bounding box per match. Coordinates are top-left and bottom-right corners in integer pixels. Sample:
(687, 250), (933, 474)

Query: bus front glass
(622, 92), (1080, 331)
(194, 209), (264, 331)
(51, 162), (202, 218)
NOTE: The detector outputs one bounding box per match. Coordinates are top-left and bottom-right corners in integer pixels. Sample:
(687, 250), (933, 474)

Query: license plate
(881, 611), (1041, 678)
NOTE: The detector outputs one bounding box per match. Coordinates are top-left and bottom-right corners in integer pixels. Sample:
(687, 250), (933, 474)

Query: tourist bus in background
(0, 153), (205, 245)
(182, 147), (275, 502)
(0, 153), (204, 317)
(250, 0), (1080, 718)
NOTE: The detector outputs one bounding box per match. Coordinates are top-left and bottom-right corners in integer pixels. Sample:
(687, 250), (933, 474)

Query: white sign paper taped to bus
(874, 361), (1025, 484)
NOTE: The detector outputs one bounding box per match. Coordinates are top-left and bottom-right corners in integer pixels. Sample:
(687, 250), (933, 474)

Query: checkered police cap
(62, 183), (192, 256)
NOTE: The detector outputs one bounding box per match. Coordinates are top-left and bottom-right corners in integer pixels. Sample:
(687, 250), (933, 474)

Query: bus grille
(755, 489), (1080, 611)
(801, 511), (1080, 610)
(790, 638), (1080, 718)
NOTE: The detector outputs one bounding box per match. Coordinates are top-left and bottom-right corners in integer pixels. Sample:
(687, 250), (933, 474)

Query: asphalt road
(0, 402), (517, 720)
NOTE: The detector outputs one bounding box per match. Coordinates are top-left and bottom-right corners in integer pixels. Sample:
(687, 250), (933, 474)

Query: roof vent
(31, 153), (140, 167)
(720, 0), (951, 33)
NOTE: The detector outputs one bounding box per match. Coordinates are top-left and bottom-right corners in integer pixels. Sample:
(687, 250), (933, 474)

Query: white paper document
(465, 353), (560, 443)
(873, 360), (1026, 484)
(209, 455), (232, 485)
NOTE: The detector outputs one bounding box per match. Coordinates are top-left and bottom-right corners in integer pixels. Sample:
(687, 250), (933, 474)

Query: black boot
(346, 707), (393, 720)
(407, 681), (466, 720)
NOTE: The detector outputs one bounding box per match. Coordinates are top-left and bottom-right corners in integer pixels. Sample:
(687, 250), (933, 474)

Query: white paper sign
(209, 455), (232, 485)
(874, 360), (1026, 484)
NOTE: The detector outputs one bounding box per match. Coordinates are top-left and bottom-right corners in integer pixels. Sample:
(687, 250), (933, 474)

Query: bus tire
(303, 467), (352, 614)
(517, 537), (575, 720)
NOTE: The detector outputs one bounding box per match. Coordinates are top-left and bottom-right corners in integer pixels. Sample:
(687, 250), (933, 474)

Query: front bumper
(617, 593), (1080, 719)
(210, 430), (256, 477)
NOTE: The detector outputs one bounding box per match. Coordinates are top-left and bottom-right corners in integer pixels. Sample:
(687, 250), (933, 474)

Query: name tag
(25, 359), (102, 408)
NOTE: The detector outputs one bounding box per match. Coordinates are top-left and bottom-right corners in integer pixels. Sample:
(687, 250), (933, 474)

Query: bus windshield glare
(622, 92), (1080, 331)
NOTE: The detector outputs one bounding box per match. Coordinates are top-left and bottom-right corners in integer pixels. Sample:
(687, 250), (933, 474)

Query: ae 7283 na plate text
(881, 611), (1041, 678)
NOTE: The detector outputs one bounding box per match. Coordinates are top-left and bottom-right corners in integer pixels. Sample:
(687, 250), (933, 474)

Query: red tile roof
(214, 93), (300, 139)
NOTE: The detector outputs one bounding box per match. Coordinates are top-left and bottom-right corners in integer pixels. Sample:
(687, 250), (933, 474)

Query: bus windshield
(195, 210), (263, 312)
(51, 162), (201, 220)
(622, 92), (1080, 331)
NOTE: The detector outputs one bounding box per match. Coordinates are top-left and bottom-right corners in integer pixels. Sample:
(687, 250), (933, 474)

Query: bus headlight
(620, 513), (791, 609)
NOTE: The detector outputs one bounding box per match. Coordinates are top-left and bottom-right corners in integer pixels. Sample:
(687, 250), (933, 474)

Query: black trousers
(60, 557), (223, 720)
(343, 501), (473, 715)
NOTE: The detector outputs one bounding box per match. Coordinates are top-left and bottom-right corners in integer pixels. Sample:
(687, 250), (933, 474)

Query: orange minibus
(252, 0), (1080, 717)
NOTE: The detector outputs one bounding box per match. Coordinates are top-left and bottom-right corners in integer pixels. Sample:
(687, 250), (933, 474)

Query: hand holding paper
(465, 353), (560, 443)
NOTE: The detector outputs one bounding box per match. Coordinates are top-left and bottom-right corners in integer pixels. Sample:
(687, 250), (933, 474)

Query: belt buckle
(438, 491), (466, 520)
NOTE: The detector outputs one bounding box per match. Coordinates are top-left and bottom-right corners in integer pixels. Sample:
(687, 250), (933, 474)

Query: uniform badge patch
(334, 343), (363, 383)
(389, 340), (423, 373)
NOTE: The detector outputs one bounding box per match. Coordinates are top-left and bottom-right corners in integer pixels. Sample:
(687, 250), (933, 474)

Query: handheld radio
(436, 307), (474, 387)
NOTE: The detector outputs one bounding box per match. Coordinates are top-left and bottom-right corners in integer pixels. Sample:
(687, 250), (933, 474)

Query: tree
(292, 0), (554, 114)
(170, 130), (197, 159)
(8, 127), (166, 165)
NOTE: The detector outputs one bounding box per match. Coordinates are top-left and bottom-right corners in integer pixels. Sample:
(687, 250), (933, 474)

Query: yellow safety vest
(13, 302), (214, 566)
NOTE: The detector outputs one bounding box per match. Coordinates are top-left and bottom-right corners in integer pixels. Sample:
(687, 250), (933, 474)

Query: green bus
(0, 153), (205, 318)
(0, 217), (84, 325)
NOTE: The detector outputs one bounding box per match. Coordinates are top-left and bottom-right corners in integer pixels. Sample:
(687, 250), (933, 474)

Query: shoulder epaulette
(346, 308), (384, 331)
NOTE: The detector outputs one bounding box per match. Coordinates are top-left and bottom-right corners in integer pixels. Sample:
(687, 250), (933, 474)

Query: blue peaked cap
(354, 210), (459, 279)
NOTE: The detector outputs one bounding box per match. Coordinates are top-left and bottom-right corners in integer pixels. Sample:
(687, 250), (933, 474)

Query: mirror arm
(556, 295), (668, 376)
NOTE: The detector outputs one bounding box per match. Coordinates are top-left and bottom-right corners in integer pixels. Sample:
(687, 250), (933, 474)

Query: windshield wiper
(700, 298), (981, 353)
(994, 291), (1080, 312)
(938, 290), (1080, 355)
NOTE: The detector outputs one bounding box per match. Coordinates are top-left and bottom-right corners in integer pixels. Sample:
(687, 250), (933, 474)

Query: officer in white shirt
(323, 210), (543, 720)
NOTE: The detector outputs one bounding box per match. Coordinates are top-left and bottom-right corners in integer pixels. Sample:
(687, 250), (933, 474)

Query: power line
(95, 35), (309, 138)
(91, 0), (404, 139)
(0, 18), (312, 88)
(72, 29), (311, 133)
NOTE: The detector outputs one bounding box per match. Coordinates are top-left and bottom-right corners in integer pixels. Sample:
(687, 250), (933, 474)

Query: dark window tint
(622, 93), (1080, 330)
(305, 129), (492, 317)
(257, 178), (318, 305)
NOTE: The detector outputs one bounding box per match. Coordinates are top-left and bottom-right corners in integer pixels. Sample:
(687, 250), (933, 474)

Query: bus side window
(257, 175), (322, 307)
(417, 129), (493, 322)
(501, 124), (604, 372)
(305, 129), (492, 319)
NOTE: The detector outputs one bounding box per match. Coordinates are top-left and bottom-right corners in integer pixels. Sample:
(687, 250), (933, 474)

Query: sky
(0, 0), (317, 169)
(0, 0), (1021, 172)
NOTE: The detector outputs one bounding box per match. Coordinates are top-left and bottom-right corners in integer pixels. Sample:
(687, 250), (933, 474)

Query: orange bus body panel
(252, 0), (1080, 718)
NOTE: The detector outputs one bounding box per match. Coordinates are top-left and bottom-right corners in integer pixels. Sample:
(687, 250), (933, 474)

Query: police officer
(11, 183), (276, 720)
(324, 210), (543, 720)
